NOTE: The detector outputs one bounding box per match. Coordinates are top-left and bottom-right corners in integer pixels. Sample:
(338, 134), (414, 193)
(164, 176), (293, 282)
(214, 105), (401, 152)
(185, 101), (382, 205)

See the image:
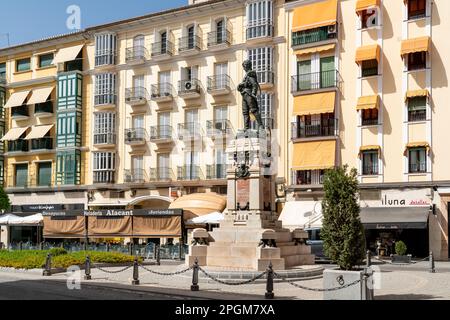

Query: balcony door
(215, 148), (227, 179)
(38, 162), (52, 187)
(132, 156), (143, 177)
(15, 164), (28, 187)
(158, 71), (171, 94)
(133, 115), (144, 129)
(297, 60), (311, 91)
(214, 106), (227, 130)
(216, 19), (224, 43)
(215, 62), (228, 87)
(158, 112), (170, 138)
(158, 153), (170, 180)
(185, 109), (199, 135)
(187, 25), (195, 49)
(320, 56), (335, 88)
(185, 151), (199, 179)
(160, 31), (167, 54)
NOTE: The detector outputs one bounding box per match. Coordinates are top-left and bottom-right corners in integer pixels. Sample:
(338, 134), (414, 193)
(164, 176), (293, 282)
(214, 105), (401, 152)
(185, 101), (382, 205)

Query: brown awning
(87, 216), (132, 238)
(43, 216), (86, 239)
(356, 0), (380, 14)
(292, 0), (338, 32)
(401, 37), (431, 56)
(355, 44), (381, 64)
(133, 216), (182, 238)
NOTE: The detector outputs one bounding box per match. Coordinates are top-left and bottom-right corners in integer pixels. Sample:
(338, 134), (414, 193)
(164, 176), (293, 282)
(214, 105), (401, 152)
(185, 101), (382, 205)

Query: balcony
(177, 123), (203, 141)
(151, 83), (174, 102)
(291, 119), (338, 140)
(151, 41), (174, 60)
(93, 132), (116, 148)
(292, 170), (325, 187)
(292, 26), (337, 48)
(207, 75), (232, 96)
(31, 137), (53, 151)
(206, 164), (227, 180)
(361, 118), (379, 126)
(11, 105), (29, 121)
(150, 167), (175, 182)
(34, 101), (53, 118)
(149, 126), (174, 144)
(257, 70), (275, 88)
(206, 120), (234, 139)
(125, 46), (149, 66)
(125, 87), (149, 106)
(8, 139), (29, 153)
(291, 70), (342, 94)
(408, 110), (427, 122)
(177, 165), (203, 181)
(246, 19), (274, 42)
(409, 163), (427, 174)
(207, 30), (232, 50)
(94, 93), (117, 110)
(124, 169), (148, 184)
(178, 79), (201, 99)
(93, 170), (115, 184)
(125, 128), (148, 146)
(178, 35), (202, 55)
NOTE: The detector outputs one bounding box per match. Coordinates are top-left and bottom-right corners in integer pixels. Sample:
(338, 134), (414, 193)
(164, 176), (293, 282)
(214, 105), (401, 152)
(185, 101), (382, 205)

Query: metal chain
(273, 272), (363, 292)
(93, 264), (133, 274)
(139, 264), (192, 276)
(198, 267), (267, 286)
(371, 255), (430, 266)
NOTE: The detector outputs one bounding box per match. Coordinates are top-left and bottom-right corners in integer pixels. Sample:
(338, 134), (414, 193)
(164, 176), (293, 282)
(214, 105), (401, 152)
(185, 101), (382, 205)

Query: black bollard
(156, 244), (161, 266)
(366, 250), (371, 268)
(265, 262), (275, 299)
(430, 251), (436, 273)
(132, 257), (140, 285)
(43, 253), (52, 276)
(19, 242), (23, 251)
(191, 258), (199, 292)
(106, 242), (110, 252)
(84, 256), (92, 280)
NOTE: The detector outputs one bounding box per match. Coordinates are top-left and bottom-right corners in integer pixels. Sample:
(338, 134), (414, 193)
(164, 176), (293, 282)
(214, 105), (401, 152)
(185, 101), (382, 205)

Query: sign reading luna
(381, 190), (431, 207)
(42, 209), (183, 217)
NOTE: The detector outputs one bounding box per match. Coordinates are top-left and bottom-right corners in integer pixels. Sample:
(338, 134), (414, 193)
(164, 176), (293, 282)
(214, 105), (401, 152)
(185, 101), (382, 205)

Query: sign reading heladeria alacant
(42, 209), (183, 217)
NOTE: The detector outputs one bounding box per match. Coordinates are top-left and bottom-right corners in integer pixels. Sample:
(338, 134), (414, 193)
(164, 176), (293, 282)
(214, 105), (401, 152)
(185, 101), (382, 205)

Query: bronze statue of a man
(238, 60), (264, 131)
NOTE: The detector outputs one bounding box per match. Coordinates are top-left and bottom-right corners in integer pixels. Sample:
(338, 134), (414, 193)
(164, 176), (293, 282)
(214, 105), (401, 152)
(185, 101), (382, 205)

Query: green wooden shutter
(320, 57), (335, 88)
(15, 164), (28, 187)
(38, 162), (52, 186)
(297, 60), (311, 91)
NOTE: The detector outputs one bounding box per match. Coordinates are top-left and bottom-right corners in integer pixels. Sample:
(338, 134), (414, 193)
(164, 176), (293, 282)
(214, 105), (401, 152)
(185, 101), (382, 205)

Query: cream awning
(53, 44), (84, 64)
(401, 37), (431, 56)
(292, 0), (338, 32)
(27, 87), (54, 105)
(357, 95), (379, 110)
(24, 125), (54, 140)
(356, 0), (380, 14)
(293, 92), (336, 116)
(292, 140), (336, 170)
(169, 193), (227, 221)
(4, 90), (30, 109)
(0, 127), (28, 141)
(405, 89), (429, 101)
(294, 44), (336, 56)
(355, 44), (381, 64)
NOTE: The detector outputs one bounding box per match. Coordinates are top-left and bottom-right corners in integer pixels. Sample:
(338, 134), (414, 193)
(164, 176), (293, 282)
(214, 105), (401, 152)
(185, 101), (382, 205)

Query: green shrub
(395, 241), (407, 256)
(49, 248), (68, 257)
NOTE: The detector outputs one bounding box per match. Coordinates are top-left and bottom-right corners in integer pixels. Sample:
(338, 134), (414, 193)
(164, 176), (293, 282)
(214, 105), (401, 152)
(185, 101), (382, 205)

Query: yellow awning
(0, 127), (28, 141)
(355, 44), (381, 64)
(4, 90), (30, 109)
(295, 44), (336, 56)
(292, 0), (338, 32)
(293, 92), (336, 116)
(357, 95), (379, 110)
(405, 89), (429, 101)
(24, 125), (54, 140)
(406, 142), (430, 150)
(359, 145), (381, 156)
(27, 87), (54, 105)
(356, 0), (380, 14)
(292, 140), (336, 170)
(53, 44), (84, 64)
(401, 37), (431, 56)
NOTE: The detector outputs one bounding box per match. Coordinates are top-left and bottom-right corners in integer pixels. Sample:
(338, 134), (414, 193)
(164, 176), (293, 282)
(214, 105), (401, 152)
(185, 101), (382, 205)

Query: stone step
(279, 244), (312, 256)
(284, 254), (316, 268)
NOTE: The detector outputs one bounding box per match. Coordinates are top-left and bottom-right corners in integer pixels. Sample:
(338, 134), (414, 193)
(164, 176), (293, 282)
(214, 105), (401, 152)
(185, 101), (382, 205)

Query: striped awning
(357, 95), (379, 110)
(294, 44), (336, 56)
(401, 37), (431, 56)
(53, 44), (84, 64)
(4, 90), (30, 109)
(24, 125), (54, 140)
(0, 127), (28, 141)
(27, 87), (54, 105)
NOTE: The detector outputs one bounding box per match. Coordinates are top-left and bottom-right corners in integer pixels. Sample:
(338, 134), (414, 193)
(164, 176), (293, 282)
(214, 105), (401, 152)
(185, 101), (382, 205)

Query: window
(251, 93), (274, 129)
(407, 52), (426, 71)
(248, 47), (273, 84)
(95, 33), (117, 66)
(15, 164), (28, 187)
(0, 62), (6, 79)
(187, 25), (195, 49)
(95, 73), (116, 105)
(37, 162), (52, 187)
(295, 170), (325, 185)
(216, 19), (225, 43)
(93, 112), (116, 144)
(296, 113), (336, 138)
(361, 60), (378, 77)
(408, 148), (427, 173)
(246, 0), (274, 39)
(56, 150), (81, 185)
(408, 97), (427, 122)
(160, 31), (168, 54)
(93, 152), (116, 183)
(16, 58), (31, 72)
(408, 0), (426, 20)
(362, 108), (378, 126)
(39, 53), (54, 68)
(362, 151), (379, 176)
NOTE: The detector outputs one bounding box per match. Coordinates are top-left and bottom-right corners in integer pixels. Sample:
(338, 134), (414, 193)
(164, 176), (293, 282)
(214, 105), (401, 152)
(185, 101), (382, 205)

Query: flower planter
(323, 268), (374, 300)
(391, 254), (412, 264)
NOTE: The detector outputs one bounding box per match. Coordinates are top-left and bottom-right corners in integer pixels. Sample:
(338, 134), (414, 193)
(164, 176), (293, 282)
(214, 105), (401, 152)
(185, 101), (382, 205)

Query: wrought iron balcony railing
(206, 164), (227, 180)
(179, 35), (202, 52)
(409, 163), (427, 174)
(207, 74), (231, 92)
(93, 132), (116, 145)
(206, 120), (233, 136)
(177, 122), (203, 140)
(8, 139), (28, 153)
(151, 41), (174, 57)
(124, 169), (147, 184)
(178, 79), (201, 95)
(93, 170), (115, 184)
(177, 165), (203, 181)
(151, 83), (174, 99)
(31, 137), (53, 150)
(125, 87), (149, 103)
(125, 46), (150, 63)
(150, 125), (173, 141)
(292, 26), (337, 47)
(292, 170), (325, 186)
(150, 167), (175, 182)
(362, 163), (379, 176)
(207, 30), (232, 47)
(291, 119), (338, 139)
(291, 70), (342, 93)
(125, 128), (148, 144)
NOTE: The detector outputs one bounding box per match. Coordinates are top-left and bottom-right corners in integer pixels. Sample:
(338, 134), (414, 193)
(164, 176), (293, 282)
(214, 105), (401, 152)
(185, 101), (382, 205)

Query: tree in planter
(0, 186), (10, 213)
(395, 241), (407, 256)
(321, 166), (366, 270)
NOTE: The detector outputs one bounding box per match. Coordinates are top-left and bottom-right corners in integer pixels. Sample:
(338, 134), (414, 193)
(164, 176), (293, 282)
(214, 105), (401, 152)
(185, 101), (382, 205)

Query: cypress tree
(0, 185), (11, 212)
(321, 166), (366, 270)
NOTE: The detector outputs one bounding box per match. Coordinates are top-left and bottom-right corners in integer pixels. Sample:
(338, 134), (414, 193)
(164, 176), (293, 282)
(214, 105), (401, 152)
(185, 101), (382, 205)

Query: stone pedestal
(186, 130), (315, 271)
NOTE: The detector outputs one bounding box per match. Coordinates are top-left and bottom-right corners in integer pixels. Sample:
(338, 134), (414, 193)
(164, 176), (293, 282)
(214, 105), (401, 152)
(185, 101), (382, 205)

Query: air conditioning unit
(185, 81), (193, 91)
(127, 131), (136, 141)
(327, 24), (337, 37)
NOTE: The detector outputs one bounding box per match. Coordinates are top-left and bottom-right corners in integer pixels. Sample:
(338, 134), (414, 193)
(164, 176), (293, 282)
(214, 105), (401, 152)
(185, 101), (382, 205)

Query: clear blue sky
(0, 0), (187, 47)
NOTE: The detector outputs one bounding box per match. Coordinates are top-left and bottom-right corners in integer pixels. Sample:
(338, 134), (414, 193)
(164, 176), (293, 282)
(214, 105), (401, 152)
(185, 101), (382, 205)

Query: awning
(53, 44), (84, 64)
(27, 87), (54, 105)
(360, 207), (430, 229)
(406, 142), (430, 152)
(4, 90), (30, 109)
(355, 44), (381, 64)
(357, 95), (379, 110)
(294, 44), (336, 56)
(292, 0), (338, 32)
(132, 215), (182, 238)
(405, 89), (429, 101)
(401, 37), (431, 56)
(0, 214), (19, 225)
(8, 214), (43, 226)
(1, 127), (28, 141)
(169, 193), (227, 220)
(292, 140), (336, 170)
(87, 216), (133, 238)
(356, 0), (380, 14)
(293, 92), (336, 116)
(186, 212), (224, 225)
(279, 201), (323, 230)
(43, 216), (86, 239)
(359, 145), (381, 157)
(24, 125), (54, 140)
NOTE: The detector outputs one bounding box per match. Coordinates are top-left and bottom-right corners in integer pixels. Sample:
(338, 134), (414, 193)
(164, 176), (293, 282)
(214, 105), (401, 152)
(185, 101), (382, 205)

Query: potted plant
(391, 241), (412, 263)
(321, 166), (373, 300)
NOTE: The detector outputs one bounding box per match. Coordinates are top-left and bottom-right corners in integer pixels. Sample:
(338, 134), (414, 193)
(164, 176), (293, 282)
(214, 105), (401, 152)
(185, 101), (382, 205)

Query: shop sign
(380, 189), (431, 207)
(42, 209), (183, 217)
(21, 204), (65, 212)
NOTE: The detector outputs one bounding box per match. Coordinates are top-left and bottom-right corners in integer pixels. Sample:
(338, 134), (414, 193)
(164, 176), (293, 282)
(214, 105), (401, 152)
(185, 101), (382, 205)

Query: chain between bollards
(191, 258), (200, 292)
(42, 253), (52, 276)
(429, 251), (436, 273)
(265, 262), (275, 299)
(366, 250), (371, 268)
(84, 256), (92, 280)
(132, 257), (140, 285)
